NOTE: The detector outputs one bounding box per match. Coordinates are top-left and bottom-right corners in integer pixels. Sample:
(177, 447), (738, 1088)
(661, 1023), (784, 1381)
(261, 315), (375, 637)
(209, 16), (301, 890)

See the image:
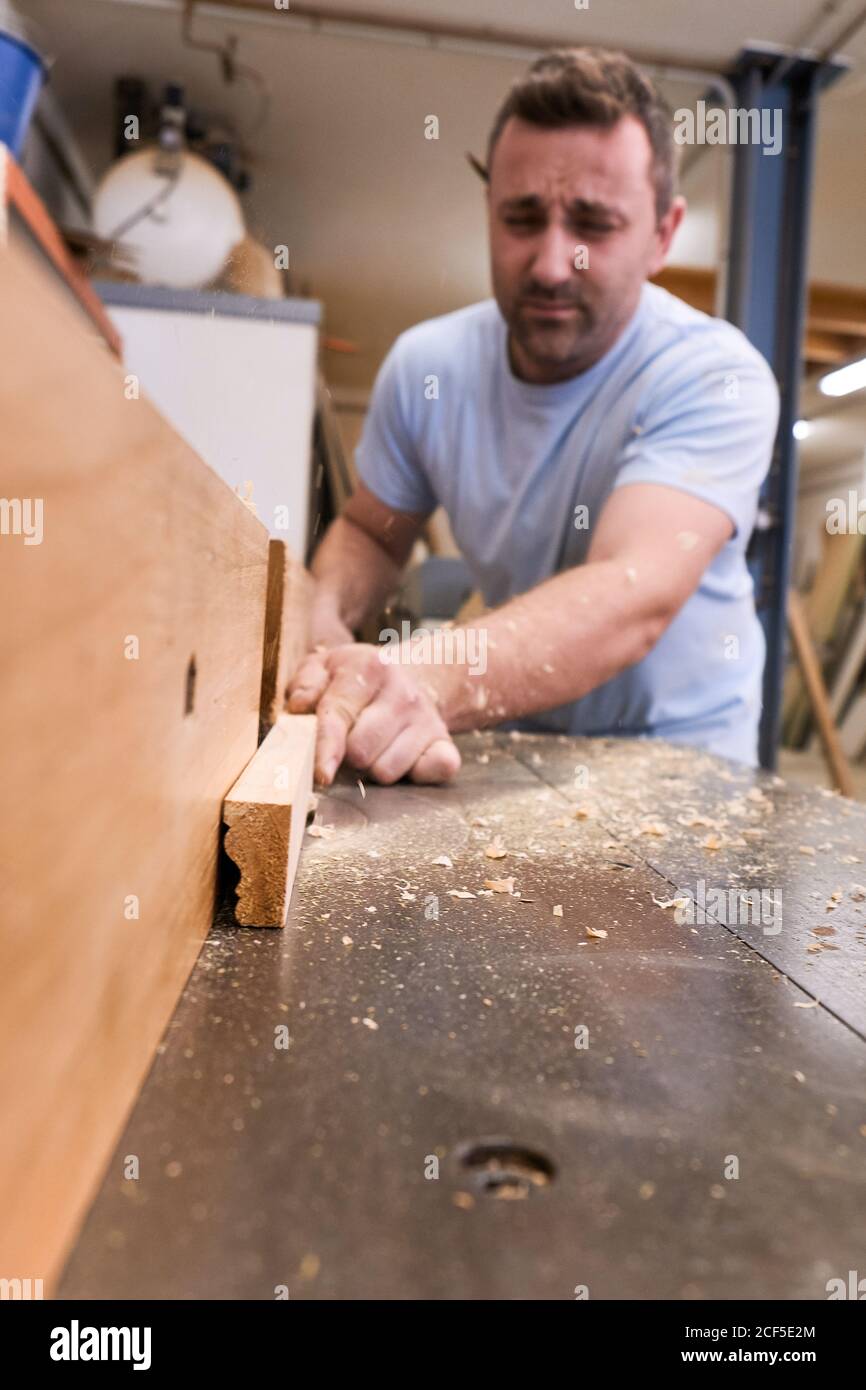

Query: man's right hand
(287, 642), (461, 787)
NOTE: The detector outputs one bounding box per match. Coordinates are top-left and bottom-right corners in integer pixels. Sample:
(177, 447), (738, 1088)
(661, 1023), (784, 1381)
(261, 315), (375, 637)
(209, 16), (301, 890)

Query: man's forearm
(419, 558), (673, 732)
(309, 516), (405, 645)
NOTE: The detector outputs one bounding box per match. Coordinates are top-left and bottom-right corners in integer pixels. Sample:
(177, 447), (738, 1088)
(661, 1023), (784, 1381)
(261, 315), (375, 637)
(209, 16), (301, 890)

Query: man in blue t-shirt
(289, 47), (779, 785)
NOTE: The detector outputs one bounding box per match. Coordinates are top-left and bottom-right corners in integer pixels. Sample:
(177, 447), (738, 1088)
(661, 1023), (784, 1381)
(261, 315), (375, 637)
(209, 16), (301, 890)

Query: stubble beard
(511, 296), (598, 374)
(505, 281), (644, 382)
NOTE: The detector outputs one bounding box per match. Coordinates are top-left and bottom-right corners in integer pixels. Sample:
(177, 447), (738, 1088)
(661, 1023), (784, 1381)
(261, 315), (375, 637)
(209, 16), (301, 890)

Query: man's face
(488, 115), (683, 384)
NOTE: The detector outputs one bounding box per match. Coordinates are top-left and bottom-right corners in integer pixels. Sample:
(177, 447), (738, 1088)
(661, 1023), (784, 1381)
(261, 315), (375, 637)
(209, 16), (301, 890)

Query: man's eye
(503, 217), (544, 232)
(573, 223), (616, 237)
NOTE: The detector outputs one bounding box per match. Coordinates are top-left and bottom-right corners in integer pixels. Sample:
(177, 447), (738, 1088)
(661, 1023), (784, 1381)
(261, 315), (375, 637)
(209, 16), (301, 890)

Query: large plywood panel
(0, 236), (270, 1288)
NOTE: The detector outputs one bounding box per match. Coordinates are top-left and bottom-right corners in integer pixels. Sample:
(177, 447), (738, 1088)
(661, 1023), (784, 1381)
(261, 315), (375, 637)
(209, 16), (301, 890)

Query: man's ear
(648, 195), (687, 277)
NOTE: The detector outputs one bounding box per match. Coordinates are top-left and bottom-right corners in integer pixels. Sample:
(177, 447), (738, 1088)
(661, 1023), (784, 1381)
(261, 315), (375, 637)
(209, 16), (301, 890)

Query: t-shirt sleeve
(612, 333), (779, 540)
(355, 339), (438, 516)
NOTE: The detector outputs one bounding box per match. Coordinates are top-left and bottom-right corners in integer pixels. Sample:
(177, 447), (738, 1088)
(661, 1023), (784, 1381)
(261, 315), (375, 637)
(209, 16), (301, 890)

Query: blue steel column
(722, 48), (845, 768)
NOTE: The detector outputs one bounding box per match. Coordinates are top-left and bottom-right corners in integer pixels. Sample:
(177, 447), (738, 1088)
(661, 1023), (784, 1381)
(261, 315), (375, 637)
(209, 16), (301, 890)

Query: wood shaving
(652, 894), (689, 910)
(798, 845), (816, 855)
(794, 1000), (819, 1009)
(586, 925), (608, 939)
(307, 823), (335, 839)
(552, 905), (563, 917)
(639, 821), (670, 837)
(447, 889), (475, 899)
(811, 926), (836, 937)
(432, 855), (453, 868)
(701, 833), (723, 851)
(484, 836), (508, 860)
(361, 1017), (378, 1030)
(484, 876), (516, 894)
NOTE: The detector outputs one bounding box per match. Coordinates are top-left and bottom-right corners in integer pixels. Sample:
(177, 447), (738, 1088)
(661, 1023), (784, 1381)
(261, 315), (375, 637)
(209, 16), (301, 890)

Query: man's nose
(530, 224), (579, 288)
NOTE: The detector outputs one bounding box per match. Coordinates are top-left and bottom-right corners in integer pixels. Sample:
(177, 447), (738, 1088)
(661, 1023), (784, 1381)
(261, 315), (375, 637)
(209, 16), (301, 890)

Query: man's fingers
(410, 737), (462, 785)
(345, 683), (426, 771)
(313, 707), (351, 785)
(314, 654), (386, 782)
(367, 722), (433, 784)
(286, 652), (330, 712)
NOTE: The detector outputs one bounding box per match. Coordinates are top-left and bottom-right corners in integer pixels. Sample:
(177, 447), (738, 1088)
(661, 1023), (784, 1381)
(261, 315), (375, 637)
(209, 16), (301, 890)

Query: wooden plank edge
(223, 713), (317, 926)
(1, 145), (123, 357)
(258, 538), (313, 738)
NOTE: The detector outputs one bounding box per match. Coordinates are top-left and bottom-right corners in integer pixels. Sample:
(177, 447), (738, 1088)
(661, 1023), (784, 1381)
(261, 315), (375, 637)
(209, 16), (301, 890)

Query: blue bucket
(0, 29), (46, 157)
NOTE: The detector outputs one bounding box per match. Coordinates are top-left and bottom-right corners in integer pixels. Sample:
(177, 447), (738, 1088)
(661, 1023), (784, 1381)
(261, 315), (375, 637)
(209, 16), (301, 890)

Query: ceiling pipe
(98, 0), (734, 93)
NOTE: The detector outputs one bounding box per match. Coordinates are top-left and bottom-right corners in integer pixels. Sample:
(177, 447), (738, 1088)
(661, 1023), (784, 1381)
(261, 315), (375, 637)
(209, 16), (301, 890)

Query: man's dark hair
(485, 47), (678, 220)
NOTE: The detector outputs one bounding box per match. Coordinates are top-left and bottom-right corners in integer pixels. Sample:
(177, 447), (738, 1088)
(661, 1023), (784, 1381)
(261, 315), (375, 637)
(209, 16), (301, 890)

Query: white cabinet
(97, 284), (320, 560)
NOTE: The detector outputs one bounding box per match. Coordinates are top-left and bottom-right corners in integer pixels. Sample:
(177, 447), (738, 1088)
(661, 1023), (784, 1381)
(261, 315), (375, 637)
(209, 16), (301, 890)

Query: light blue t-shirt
(356, 284), (779, 764)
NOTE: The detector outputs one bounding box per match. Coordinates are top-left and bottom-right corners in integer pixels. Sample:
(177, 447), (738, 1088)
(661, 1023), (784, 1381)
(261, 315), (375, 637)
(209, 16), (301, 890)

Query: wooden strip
(802, 328), (865, 365)
(259, 538), (313, 736)
(807, 281), (866, 337)
(653, 265), (866, 338)
(839, 693), (866, 760)
(828, 606), (866, 721)
(1, 146), (123, 356)
(0, 232), (270, 1289)
(787, 590), (855, 798)
(783, 531), (864, 745)
(316, 374), (355, 510)
(223, 714), (317, 927)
